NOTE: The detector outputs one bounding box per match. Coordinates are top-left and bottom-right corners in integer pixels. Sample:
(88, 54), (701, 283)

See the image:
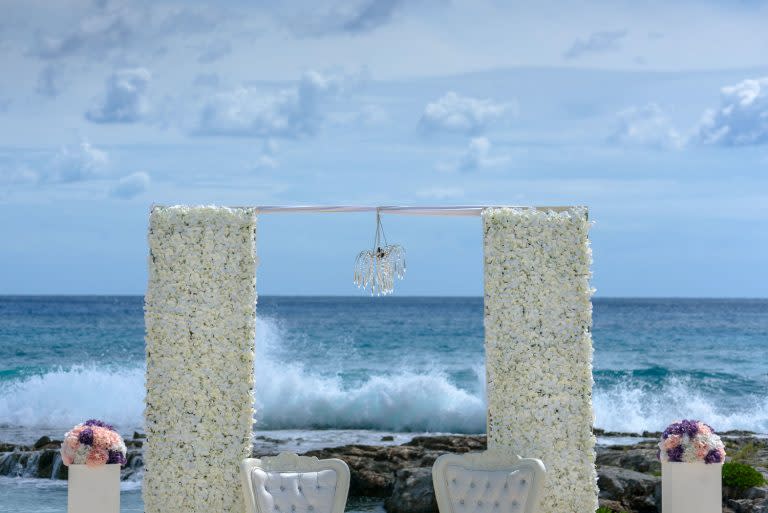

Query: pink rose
(92, 427), (115, 450)
(664, 434), (682, 450)
(85, 448), (108, 467)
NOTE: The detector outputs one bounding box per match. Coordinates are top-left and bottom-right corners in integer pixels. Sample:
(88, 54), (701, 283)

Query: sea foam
(1, 317), (765, 436)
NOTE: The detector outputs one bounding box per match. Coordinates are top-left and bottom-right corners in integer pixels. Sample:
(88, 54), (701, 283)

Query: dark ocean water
(1, 296), (767, 439)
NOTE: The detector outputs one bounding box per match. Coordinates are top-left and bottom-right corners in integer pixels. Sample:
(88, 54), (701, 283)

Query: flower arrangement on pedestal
(658, 419), (726, 513)
(61, 419), (127, 467)
(658, 419), (726, 464)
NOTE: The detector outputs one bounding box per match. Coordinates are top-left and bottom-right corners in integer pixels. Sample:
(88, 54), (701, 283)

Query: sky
(0, 0), (767, 296)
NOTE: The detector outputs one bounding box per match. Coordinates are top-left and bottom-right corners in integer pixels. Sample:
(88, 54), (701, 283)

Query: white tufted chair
(241, 453), (350, 513)
(432, 451), (546, 513)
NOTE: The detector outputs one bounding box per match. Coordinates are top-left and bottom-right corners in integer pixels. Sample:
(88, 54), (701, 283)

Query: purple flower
(107, 450), (127, 466)
(704, 449), (723, 464)
(663, 419), (700, 439)
(84, 419), (115, 431)
(78, 428), (94, 446)
(667, 445), (685, 462)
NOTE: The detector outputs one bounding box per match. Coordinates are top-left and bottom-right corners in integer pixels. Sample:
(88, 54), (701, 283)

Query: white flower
(483, 207), (597, 513)
(144, 206), (257, 513)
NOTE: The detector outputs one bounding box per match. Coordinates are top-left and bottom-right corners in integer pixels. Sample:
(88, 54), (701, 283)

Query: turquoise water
(1, 296), (767, 440)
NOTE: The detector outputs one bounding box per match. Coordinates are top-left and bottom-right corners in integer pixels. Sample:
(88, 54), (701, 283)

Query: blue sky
(1, 0), (767, 296)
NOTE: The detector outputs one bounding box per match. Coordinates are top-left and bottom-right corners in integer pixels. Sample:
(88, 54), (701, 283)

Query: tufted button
(477, 500), (483, 506)
(280, 486), (285, 492)
(503, 483), (508, 489)
(308, 507), (314, 512)
(469, 482), (475, 488)
(291, 506), (296, 511)
(494, 502), (499, 508)
(452, 478), (457, 484)
(511, 500), (518, 508)
(274, 506), (279, 511)
(520, 479), (526, 486)
(486, 482), (491, 489)
(459, 499), (465, 505)
(297, 486), (302, 492)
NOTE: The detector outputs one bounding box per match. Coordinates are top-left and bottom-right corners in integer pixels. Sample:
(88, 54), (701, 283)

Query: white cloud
(31, 10), (137, 60)
(439, 137), (509, 172)
(608, 103), (683, 149)
(272, 0), (407, 37)
(110, 171), (150, 199)
(29, 4), (223, 61)
(86, 68), (151, 123)
(419, 92), (510, 134)
(563, 30), (627, 60)
(195, 70), (350, 138)
(0, 140), (110, 186)
(329, 104), (389, 126)
(253, 140), (279, 170)
(696, 77), (768, 146)
(50, 140), (109, 183)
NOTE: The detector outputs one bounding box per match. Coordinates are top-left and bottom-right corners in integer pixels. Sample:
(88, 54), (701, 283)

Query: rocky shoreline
(1, 431), (766, 513)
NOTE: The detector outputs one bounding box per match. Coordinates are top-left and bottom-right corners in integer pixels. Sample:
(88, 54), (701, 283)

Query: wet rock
(728, 498), (768, 513)
(597, 465), (659, 513)
(384, 467), (436, 513)
(303, 435), (486, 497)
(33, 436), (52, 449)
(35, 449), (58, 478)
(596, 447), (660, 474)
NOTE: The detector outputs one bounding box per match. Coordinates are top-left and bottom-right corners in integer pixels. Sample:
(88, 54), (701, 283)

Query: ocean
(1, 296), (767, 512)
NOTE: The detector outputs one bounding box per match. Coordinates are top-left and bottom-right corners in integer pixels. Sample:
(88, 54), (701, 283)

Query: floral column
(483, 207), (597, 513)
(144, 206), (257, 513)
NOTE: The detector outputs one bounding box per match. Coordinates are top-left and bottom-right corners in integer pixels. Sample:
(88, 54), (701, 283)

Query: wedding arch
(143, 205), (596, 513)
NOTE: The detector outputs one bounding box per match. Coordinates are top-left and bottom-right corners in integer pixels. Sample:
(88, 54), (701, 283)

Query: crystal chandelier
(354, 209), (406, 296)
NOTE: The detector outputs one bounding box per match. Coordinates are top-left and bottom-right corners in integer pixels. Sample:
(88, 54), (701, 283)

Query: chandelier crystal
(353, 210), (406, 296)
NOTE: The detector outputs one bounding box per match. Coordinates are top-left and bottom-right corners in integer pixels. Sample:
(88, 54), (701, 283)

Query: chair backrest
(241, 453), (350, 513)
(432, 451), (546, 513)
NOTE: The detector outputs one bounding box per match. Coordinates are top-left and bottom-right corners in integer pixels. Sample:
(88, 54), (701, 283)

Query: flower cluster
(658, 420), (726, 464)
(61, 419), (127, 467)
(144, 206), (257, 513)
(483, 207), (597, 513)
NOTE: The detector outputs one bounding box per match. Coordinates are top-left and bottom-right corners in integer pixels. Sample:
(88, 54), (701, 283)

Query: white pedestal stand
(67, 464), (120, 513)
(662, 461), (721, 513)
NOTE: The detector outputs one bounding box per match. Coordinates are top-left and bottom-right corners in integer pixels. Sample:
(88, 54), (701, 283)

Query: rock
(597, 465), (659, 513)
(403, 435), (486, 453)
(725, 485), (768, 501)
(384, 467), (436, 513)
(381, 436), (394, 442)
(33, 436), (52, 449)
(597, 498), (626, 512)
(596, 447), (661, 474)
(133, 432), (146, 439)
(35, 449), (58, 478)
(303, 436), (486, 497)
(728, 498), (768, 513)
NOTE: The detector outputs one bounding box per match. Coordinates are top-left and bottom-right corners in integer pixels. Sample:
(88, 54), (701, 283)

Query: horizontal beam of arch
(151, 204), (581, 216)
